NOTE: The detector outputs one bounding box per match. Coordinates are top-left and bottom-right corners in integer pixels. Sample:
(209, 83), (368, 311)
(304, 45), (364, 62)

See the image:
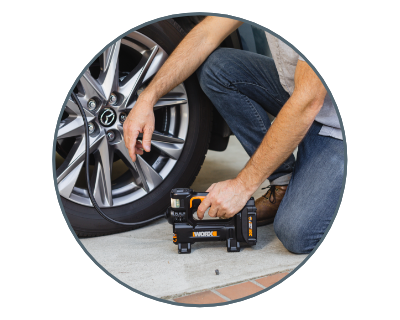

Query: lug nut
(88, 122), (95, 134)
(119, 113), (127, 123)
(109, 93), (118, 105)
(106, 131), (115, 141)
(87, 99), (97, 110)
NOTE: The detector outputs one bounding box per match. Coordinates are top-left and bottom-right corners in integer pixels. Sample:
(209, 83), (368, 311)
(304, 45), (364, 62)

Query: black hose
(71, 92), (165, 226)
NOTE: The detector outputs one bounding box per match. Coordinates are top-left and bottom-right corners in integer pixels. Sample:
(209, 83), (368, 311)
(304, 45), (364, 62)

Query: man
(123, 17), (344, 254)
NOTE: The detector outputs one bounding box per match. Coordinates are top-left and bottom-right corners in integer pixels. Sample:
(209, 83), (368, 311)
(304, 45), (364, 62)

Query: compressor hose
(71, 92), (165, 226)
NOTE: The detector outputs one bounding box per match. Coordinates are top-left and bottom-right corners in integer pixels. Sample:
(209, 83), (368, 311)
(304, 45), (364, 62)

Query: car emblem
(99, 108), (116, 127)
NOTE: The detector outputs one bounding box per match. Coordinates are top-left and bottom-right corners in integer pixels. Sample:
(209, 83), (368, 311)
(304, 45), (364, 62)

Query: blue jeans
(196, 48), (345, 254)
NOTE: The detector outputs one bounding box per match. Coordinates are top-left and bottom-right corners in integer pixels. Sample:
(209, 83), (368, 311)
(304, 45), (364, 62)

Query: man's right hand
(123, 97), (155, 162)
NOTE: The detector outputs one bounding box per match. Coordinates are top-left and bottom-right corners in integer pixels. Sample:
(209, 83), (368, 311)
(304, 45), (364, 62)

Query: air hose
(71, 92), (165, 226)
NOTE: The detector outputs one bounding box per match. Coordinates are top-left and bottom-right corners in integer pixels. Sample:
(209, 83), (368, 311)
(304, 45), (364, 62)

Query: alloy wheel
(56, 31), (189, 208)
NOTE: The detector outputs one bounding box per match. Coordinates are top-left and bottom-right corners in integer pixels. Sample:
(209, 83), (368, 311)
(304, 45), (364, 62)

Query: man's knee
(196, 48), (234, 93)
(274, 214), (318, 254)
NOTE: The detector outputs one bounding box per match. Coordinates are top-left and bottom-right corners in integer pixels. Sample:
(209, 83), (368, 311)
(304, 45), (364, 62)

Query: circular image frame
(52, 12), (347, 307)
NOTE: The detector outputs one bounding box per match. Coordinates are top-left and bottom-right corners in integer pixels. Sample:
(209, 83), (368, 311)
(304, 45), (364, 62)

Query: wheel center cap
(99, 108), (116, 127)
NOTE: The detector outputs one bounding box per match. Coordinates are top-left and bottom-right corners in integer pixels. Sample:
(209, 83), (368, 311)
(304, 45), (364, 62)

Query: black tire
(60, 19), (213, 237)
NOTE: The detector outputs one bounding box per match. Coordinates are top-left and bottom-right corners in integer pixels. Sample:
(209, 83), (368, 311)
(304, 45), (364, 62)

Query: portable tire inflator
(73, 92), (257, 253)
(166, 188), (257, 253)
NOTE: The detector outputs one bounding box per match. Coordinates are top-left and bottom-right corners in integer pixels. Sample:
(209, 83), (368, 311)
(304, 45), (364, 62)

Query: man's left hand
(196, 178), (253, 220)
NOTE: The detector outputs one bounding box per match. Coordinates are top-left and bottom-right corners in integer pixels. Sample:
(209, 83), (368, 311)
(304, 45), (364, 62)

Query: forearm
(140, 25), (213, 105)
(139, 17), (242, 105)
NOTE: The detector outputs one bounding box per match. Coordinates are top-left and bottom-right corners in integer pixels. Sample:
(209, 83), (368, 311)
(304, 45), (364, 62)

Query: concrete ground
(81, 137), (307, 299)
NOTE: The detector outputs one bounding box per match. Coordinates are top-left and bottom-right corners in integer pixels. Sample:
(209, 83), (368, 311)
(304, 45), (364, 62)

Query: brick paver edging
(170, 271), (290, 304)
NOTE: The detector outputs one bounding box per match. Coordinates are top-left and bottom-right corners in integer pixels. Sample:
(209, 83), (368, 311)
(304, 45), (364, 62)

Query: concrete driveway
(81, 137), (307, 299)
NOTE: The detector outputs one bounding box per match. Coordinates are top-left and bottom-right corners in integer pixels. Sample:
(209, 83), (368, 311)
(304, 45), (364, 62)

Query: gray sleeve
(298, 56), (305, 61)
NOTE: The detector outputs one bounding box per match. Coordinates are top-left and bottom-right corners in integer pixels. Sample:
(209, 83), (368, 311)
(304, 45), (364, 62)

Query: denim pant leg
(196, 48), (295, 183)
(273, 122), (345, 254)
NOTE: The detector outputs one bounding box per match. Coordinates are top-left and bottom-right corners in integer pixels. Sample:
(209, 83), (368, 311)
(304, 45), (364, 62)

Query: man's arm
(237, 60), (327, 193)
(123, 17), (243, 161)
(196, 60), (327, 219)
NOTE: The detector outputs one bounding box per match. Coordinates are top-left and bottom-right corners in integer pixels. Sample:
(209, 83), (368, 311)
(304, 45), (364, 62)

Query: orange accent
(212, 231), (217, 236)
(190, 196), (206, 208)
(173, 233), (177, 243)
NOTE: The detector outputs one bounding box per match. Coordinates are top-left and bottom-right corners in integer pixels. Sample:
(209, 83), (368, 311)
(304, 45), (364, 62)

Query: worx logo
(192, 231), (217, 237)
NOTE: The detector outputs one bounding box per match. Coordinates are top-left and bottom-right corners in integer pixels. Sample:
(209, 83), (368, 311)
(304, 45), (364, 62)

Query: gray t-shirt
(265, 32), (342, 140)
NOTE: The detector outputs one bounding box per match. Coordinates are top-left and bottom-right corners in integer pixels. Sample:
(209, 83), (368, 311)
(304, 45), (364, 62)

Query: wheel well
(172, 16), (241, 152)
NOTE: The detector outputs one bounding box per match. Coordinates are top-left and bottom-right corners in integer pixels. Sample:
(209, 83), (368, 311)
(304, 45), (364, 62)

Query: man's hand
(196, 178), (254, 219)
(123, 97), (155, 162)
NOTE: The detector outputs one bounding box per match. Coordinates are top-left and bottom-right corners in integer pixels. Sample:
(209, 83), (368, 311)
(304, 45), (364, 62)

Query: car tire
(58, 19), (213, 237)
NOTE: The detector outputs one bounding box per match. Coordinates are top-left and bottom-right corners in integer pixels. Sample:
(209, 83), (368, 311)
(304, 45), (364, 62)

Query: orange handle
(190, 196), (206, 208)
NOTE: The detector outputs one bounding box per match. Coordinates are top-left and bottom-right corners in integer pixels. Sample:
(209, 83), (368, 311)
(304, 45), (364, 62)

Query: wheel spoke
(56, 137), (85, 184)
(142, 45), (168, 84)
(58, 161), (84, 198)
(98, 40), (120, 101)
(58, 98), (95, 139)
(80, 70), (107, 101)
(114, 141), (148, 192)
(114, 141), (163, 192)
(151, 140), (184, 160)
(90, 137), (114, 207)
(154, 92), (187, 110)
(56, 132), (105, 184)
(118, 45), (160, 111)
(65, 97), (81, 115)
(136, 155), (163, 191)
(58, 118), (85, 139)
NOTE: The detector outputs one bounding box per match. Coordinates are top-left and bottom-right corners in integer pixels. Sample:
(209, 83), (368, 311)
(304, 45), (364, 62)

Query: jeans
(196, 48), (345, 254)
